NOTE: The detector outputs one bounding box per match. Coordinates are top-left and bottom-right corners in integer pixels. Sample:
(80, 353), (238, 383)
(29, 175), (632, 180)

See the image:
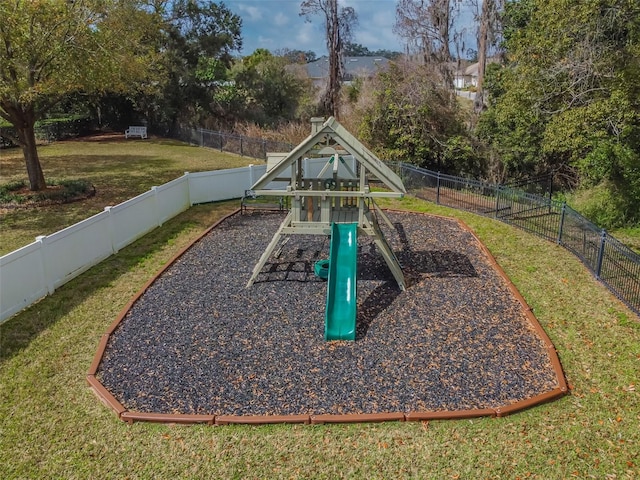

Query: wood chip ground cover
(96, 211), (561, 417)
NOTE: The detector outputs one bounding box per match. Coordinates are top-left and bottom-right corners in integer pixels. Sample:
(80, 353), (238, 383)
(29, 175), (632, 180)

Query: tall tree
(472, 0), (504, 112)
(138, 0), (242, 132)
(478, 0), (640, 226)
(394, 0), (458, 85)
(230, 49), (309, 125)
(359, 61), (482, 176)
(0, 0), (160, 191)
(300, 0), (357, 119)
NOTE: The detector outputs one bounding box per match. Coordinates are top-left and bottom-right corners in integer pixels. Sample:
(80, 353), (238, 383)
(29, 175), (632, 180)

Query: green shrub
(0, 180), (28, 204)
(35, 115), (93, 140)
(0, 179), (95, 206)
(567, 181), (632, 229)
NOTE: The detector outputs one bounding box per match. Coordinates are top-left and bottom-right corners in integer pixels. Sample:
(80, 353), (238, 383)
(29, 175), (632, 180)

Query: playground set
(246, 117), (407, 341)
(88, 117), (567, 425)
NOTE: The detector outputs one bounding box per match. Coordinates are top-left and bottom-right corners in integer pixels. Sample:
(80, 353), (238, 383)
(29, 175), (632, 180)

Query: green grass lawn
(0, 137), (255, 255)
(1, 140), (639, 478)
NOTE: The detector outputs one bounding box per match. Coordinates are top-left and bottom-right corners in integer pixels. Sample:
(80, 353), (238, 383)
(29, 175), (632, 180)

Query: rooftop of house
(306, 56), (390, 79)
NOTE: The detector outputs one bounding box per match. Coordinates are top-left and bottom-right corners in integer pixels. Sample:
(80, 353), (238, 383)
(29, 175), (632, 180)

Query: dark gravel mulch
(97, 211), (560, 416)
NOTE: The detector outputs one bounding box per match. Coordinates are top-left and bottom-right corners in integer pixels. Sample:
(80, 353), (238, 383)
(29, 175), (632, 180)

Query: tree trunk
(474, 0), (490, 113)
(16, 116), (46, 191)
(326, 0), (341, 119)
(1, 100), (47, 190)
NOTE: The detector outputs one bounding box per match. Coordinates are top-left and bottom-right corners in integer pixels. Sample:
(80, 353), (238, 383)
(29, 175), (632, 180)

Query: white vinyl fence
(0, 164), (268, 323)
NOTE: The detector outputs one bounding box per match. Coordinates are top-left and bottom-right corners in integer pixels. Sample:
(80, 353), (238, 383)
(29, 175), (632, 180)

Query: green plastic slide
(324, 223), (358, 341)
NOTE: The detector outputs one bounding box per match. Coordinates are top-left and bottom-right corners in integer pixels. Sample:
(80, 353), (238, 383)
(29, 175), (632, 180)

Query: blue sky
(225, 1), (408, 56)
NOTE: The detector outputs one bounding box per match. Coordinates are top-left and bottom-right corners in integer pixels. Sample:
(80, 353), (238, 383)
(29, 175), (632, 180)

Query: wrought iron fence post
(262, 140), (267, 160)
(436, 172), (441, 205)
(557, 202), (566, 245)
(596, 229), (607, 279)
(199, 128), (203, 147)
(494, 185), (501, 218)
(240, 136), (243, 156)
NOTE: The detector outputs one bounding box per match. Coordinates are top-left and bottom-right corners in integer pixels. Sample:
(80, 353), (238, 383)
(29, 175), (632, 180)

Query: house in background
(454, 57), (501, 89)
(454, 62), (475, 89)
(305, 56), (390, 87)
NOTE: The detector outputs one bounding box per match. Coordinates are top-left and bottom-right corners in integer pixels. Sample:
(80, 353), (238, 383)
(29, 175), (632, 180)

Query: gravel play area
(96, 210), (562, 418)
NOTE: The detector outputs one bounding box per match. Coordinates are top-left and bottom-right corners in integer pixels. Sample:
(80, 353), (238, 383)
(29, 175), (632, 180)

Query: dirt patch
(0, 182), (96, 214)
(67, 132), (128, 142)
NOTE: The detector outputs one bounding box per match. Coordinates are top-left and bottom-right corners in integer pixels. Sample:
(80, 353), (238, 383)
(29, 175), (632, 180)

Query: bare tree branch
(300, 0), (357, 119)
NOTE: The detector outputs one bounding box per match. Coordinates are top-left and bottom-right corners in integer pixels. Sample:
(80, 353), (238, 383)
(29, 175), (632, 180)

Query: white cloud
(296, 29), (311, 44)
(351, 7), (401, 52)
(237, 4), (263, 22)
(256, 35), (276, 49)
(370, 9), (394, 28)
(273, 12), (289, 27)
(228, 0), (407, 56)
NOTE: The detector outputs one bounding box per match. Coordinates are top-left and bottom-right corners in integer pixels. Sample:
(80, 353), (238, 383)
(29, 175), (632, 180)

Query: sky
(224, 0), (409, 57)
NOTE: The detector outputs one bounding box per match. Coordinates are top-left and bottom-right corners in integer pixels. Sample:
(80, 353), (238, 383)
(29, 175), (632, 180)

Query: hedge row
(0, 116), (94, 147)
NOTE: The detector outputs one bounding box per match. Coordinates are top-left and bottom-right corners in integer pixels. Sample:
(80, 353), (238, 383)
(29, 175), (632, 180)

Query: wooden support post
(373, 235), (406, 291)
(361, 213), (406, 290)
(246, 212), (292, 287)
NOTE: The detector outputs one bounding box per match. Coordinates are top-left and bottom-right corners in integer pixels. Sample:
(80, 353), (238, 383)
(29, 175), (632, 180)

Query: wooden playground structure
(246, 117), (407, 290)
(245, 117), (408, 339)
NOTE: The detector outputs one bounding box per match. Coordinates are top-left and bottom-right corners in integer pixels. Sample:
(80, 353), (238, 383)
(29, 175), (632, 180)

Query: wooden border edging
(215, 415), (311, 425)
(86, 375), (127, 418)
(87, 334), (110, 376)
(121, 412), (215, 425)
(493, 388), (566, 417)
(405, 408), (495, 421)
(87, 209), (568, 427)
(310, 412), (406, 424)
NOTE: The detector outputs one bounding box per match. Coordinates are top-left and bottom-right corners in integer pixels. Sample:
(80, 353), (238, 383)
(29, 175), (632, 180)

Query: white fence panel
(43, 210), (113, 290)
(0, 242), (47, 320)
(249, 164), (267, 186)
(109, 190), (159, 252)
(0, 167), (257, 323)
(188, 166), (257, 204)
(155, 175), (190, 224)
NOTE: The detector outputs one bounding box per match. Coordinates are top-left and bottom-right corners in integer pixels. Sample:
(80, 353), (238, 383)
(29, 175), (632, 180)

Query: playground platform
(90, 210), (566, 425)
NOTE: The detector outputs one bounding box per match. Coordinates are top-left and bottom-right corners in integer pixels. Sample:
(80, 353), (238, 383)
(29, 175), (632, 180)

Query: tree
(278, 48), (317, 64)
(143, 0), (243, 131)
(300, 0), (357, 119)
(343, 42), (371, 56)
(0, 1), (160, 191)
(394, 0), (459, 85)
(230, 49), (310, 125)
(342, 42), (402, 59)
(359, 61), (483, 176)
(478, 0), (640, 226)
(471, 0), (504, 112)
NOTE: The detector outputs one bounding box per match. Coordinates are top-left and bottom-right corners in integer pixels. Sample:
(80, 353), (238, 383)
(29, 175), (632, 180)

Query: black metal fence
(397, 163), (640, 317)
(171, 126), (293, 160)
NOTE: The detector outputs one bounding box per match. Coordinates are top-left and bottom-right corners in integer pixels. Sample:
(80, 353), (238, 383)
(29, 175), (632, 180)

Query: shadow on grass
(0, 202), (237, 365)
(40, 154), (175, 176)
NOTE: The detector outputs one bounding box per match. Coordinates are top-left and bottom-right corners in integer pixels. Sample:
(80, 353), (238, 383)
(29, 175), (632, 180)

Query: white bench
(125, 126), (147, 139)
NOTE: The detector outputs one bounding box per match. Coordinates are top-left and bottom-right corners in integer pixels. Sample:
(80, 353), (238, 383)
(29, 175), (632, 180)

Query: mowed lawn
(0, 139), (639, 479)
(0, 136), (255, 255)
